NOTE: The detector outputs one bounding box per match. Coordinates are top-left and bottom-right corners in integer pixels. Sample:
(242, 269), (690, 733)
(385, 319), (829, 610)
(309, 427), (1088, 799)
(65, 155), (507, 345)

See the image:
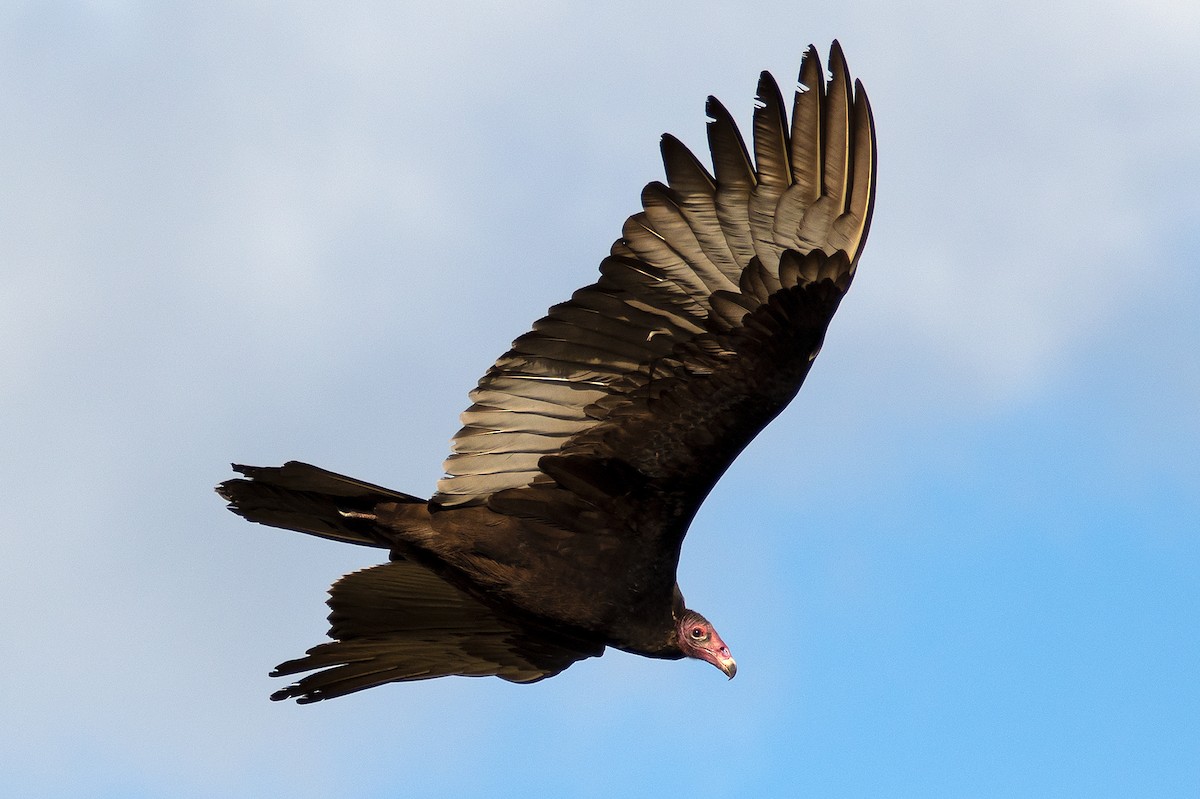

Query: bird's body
(219, 41), (875, 703)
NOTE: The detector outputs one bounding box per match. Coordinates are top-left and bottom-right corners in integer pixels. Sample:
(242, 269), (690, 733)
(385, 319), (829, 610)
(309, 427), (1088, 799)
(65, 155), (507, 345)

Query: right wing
(433, 42), (874, 512)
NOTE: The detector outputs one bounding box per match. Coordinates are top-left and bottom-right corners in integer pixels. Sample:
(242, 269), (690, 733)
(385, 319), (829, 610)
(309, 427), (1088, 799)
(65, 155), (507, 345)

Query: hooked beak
(700, 632), (736, 679)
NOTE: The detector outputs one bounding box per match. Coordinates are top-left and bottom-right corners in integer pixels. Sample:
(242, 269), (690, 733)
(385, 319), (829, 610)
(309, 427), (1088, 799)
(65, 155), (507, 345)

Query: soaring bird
(219, 41), (875, 703)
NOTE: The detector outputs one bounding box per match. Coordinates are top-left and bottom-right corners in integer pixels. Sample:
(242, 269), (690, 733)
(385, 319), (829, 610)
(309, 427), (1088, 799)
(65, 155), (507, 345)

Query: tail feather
(216, 461), (425, 547)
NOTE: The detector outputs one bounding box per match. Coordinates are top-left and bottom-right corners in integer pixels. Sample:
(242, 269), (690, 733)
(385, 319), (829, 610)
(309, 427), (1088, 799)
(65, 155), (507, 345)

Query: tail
(216, 461), (425, 547)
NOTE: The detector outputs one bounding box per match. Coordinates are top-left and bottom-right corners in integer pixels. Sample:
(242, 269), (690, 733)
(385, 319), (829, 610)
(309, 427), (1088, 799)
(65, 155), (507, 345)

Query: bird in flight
(219, 41), (875, 703)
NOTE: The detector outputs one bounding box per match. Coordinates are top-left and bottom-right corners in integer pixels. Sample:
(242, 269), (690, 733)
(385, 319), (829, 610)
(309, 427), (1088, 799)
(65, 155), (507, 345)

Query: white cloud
(1, 3), (1197, 795)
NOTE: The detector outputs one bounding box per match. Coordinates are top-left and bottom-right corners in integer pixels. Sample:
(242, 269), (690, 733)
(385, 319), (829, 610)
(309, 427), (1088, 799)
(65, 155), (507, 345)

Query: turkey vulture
(219, 41), (875, 703)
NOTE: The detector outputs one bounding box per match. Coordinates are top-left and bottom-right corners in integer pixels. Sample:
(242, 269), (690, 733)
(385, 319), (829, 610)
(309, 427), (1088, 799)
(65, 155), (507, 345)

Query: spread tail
(216, 461), (425, 548)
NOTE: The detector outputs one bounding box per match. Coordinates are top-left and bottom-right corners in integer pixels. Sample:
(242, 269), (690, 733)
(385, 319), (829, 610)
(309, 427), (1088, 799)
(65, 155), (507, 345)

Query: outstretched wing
(270, 560), (602, 703)
(434, 42), (874, 553)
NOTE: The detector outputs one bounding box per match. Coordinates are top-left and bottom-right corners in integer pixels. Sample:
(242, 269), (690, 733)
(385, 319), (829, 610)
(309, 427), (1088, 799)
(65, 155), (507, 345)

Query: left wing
(269, 560), (602, 703)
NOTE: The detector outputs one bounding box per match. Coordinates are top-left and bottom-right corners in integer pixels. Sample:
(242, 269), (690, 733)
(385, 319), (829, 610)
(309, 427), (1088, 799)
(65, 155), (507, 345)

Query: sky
(2, 1), (1198, 796)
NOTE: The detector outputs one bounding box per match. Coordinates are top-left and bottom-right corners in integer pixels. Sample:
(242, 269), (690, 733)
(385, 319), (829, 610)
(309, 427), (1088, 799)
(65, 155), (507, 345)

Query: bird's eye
(690, 627), (706, 640)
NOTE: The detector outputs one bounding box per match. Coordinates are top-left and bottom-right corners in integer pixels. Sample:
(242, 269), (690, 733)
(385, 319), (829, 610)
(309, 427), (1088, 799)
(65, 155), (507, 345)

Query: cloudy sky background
(3, 1), (1198, 796)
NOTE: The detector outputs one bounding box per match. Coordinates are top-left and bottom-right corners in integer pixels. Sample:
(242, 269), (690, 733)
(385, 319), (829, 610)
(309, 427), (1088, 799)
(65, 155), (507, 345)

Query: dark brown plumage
(218, 41), (875, 703)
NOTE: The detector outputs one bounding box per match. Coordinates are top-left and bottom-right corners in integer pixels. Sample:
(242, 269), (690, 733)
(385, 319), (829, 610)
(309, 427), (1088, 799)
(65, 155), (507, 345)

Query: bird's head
(675, 609), (736, 678)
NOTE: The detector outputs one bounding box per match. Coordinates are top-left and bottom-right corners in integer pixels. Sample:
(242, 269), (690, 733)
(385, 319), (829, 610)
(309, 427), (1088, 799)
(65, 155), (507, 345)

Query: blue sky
(3, 2), (1198, 796)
